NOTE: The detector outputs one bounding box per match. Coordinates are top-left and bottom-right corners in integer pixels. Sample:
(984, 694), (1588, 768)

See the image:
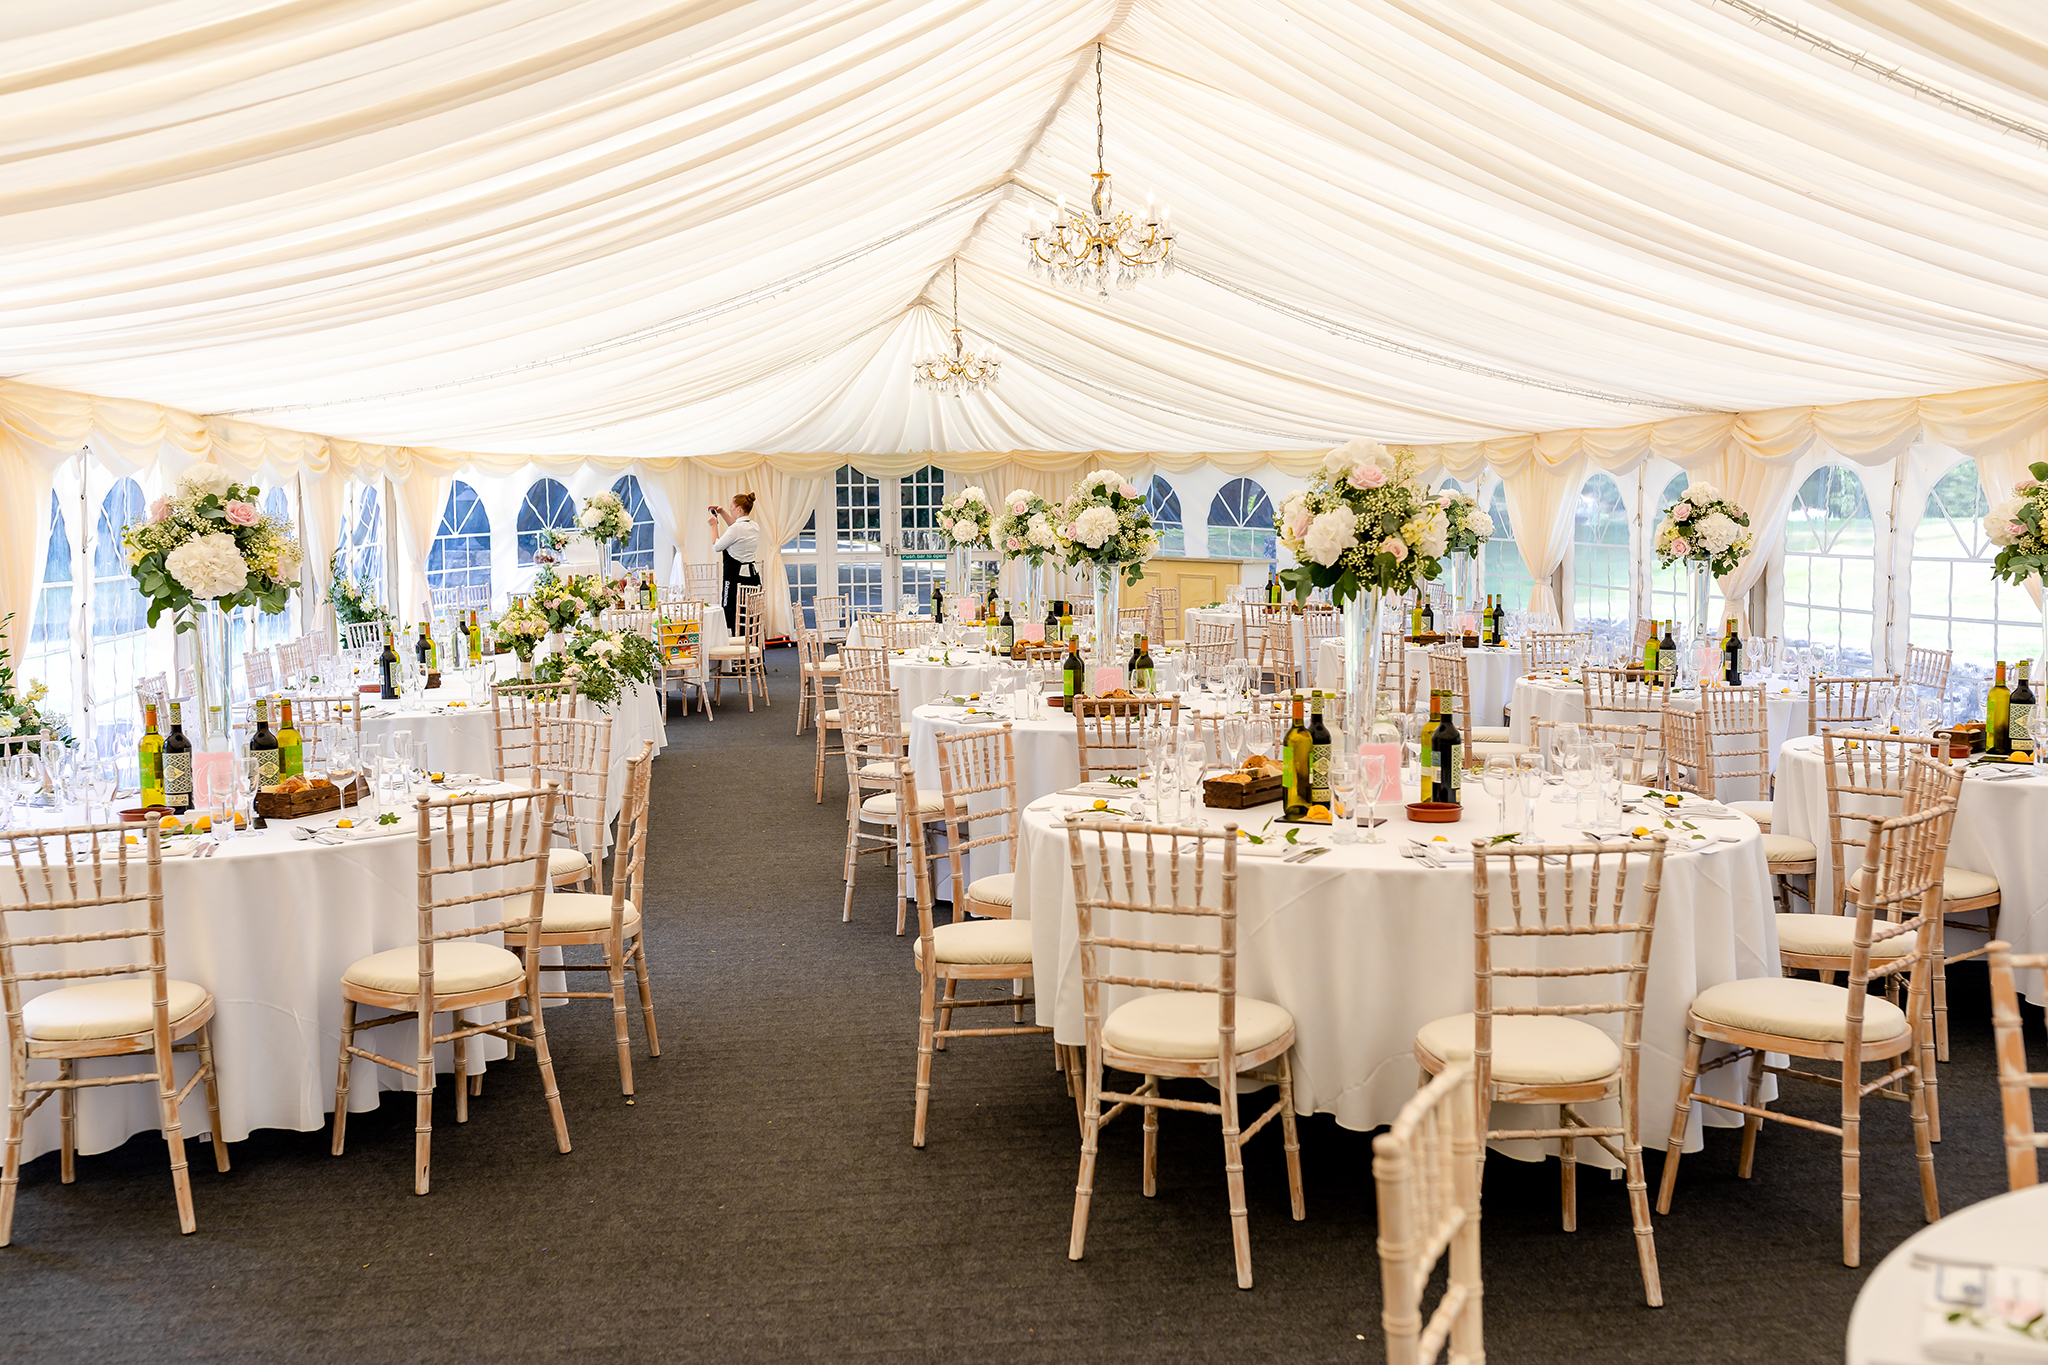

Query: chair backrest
(244, 648), (276, 693)
(883, 618), (933, 651)
(273, 638), (305, 681)
(733, 589), (767, 653)
(490, 680), (580, 782)
(1808, 675), (1899, 732)
(933, 724), (1021, 915)
(1062, 817), (1244, 1065)
(341, 621), (384, 653)
(1632, 618), (1656, 649)
(657, 604), (709, 686)
(1467, 835), (1668, 1108)
(1018, 644), (1066, 663)
(1527, 719), (1652, 785)
(838, 645), (889, 691)
(1819, 729), (1946, 915)
(1378, 630), (1417, 716)
(1426, 646), (1477, 751)
(1073, 697), (1179, 781)
(1905, 646), (1952, 698)
(417, 786), (557, 972)
(1521, 632), (1585, 671)
(533, 714), (613, 881)
(1374, 1059), (1485, 1365)
(136, 673), (169, 712)
(599, 608), (658, 639)
(837, 684), (903, 772)
(0, 823), (169, 1051)
(1658, 707), (1712, 796)
(1258, 617), (1299, 690)
(1303, 608), (1341, 643)
(1239, 603), (1269, 659)
(1699, 684), (1770, 804)
(812, 594), (850, 642)
(683, 563), (720, 602)
(282, 694), (362, 768)
(1583, 666), (1670, 744)
(1988, 941), (2048, 1191)
(1182, 620), (1235, 674)
(598, 742), (654, 914)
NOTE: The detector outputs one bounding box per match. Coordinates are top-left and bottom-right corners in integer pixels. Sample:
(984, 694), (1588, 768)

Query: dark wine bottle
(1132, 635), (1155, 693)
(2012, 660), (2036, 758)
(1045, 600), (1060, 643)
(1431, 691), (1463, 806)
(250, 697), (281, 787)
(380, 628), (399, 700)
(931, 583), (945, 623)
(1419, 689), (1441, 804)
(163, 702), (193, 813)
(1308, 691), (1332, 807)
(998, 601), (1015, 653)
(1420, 598), (1436, 635)
(1721, 618), (1742, 686)
(415, 621), (431, 671)
(1659, 620), (1678, 664)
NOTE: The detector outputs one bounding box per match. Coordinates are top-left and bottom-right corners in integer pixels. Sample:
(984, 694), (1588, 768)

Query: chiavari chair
(1415, 833), (1669, 1306)
(1904, 646), (1952, 701)
(1427, 646), (1525, 764)
(1148, 586), (1179, 643)
(286, 694), (363, 771)
(1526, 719), (1652, 785)
(1375, 1060), (1484, 1365)
(1521, 631), (1586, 673)
(1700, 683), (1772, 812)
(136, 673), (169, 715)
(1072, 696), (1179, 782)
(0, 823), (228, 1243)
(707, 588), (769, 711)
(1062, 816), (1304, 1288)
(657, 602), (713, 722)
(532, 714), (611, 891)
(838, 686), (941, 935)
(1181, 620), (1235, 677)
(1659, 760), (1953, 1266)
(1657, 707), (1712, 796)
(330, 786), (571, 1193)
(244, 647), (277, 694)
(798, 628), (843, 802)
(1584, 666), (1671, 747)
(1808, 674), (1900, 734)
(812, 594), (850, 645)
(682, 562), (720, 603)
(1379, 630), (1417, 716)
(1988, 941), (2048, 1191)
(490, 680), (580, 784)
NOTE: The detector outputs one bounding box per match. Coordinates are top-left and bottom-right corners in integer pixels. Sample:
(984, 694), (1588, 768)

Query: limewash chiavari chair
(1255, 614), (1301, 694)
(708, 588), (769, 712)
(176, 666), (197, 699)
(1428, 646), (1525, 763)
(502, 743), (658, 1098)
(1808, 674), (1900, 734)
(1238, 603), (1271, 681)
(1072, 697), (1179, 783)
(287, 694), (363, 771)
(1526, 719), (1652, 785)
(1413, 832), (1669, 1306)
(656, 600), (713, 722)
(329, 785), (570, 1194)
(906, 737), (1049, 1147)
(532, 715), (611, 891)
(811, 593), (850, 644)
(273, 637), (306, 684)
(136, 673), (169, 715)
(1657, 707), (1712, 796)
(1303, 606), (1341, 651)
(1375, 1059), (1485, 1365)
(1584, 666), (1671, 747)
(1181, 620), (1235, 677)
(799, 629), (843, 802)
(838, 686), (941, 935)
(682, 562), (720, 603)
(1631, 618), (1656, 651)
(1521, 632), (1585, 673)
(244, 647), (277, 694)
(0, 823), (228, 1243)
(1822, 730), (1998, 1067)
(1658, 762), (1954, 1267)
(341, 621), (384, 654)
(490, 680), (579, 784)
(1062, 816), (1304, 1289)
(1905, 646), (1952, 701)
(1988, 942), (2048, 1190)
(1701, 683), (1773, 812)
(1378, 630), (1417, 716)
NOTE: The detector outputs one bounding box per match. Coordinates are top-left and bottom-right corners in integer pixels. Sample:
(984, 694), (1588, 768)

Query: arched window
(1909, 461), (2038, 698)
(429, 480), (493, 600)
(1439, 477), (1463, 495)
(1571, 473), (1631, 627)
(517, 477), (575, 566)
(1783, 465), (1876, 669)
(609, 475), (654, 573)
(1207, 478), (1275, 559)
(1148, 476), (1184, 555)
(1482, 481), (1533, 611)
(25, 492), (72, 721)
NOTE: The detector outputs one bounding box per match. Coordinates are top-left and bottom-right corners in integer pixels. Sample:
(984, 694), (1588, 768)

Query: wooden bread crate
(253, 775), (366, 820)
(1203, 772), (1284, 809)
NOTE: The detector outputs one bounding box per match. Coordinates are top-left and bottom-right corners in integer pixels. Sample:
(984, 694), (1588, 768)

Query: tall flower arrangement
(938, 486), (993, 548)
(490, 601), (550, 662)
(327, 549), (390, 626)
(1277, 440), (1446, 606)
(1436, 487), (1494, 556)
(1056, 469), (1157, 586)
(577, 491), (634, 545)
(993, 490), (1061, 568)
(0, 615), (70, 749)
(123, 465), (301, 629)
(1653, 481), (1753, 579)
(1985, 460), (2048, 586)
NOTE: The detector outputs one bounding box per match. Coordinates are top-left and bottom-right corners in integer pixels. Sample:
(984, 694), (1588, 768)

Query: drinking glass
(203, 765), (237, 843)
(1329, 757), (1358, 845)
(1547, 723), (1581, 801)
(389, 728), (414, 774)
(1593, 743), (1624, 827)
(1220, 716), (1246, 770)
(1516, 756), (1545, 836)
(1359, 753), (1386, 843)
(1481, 757), (1515, 837)
(1564, 743), (1596, 826)
(86, 756), (118, 825)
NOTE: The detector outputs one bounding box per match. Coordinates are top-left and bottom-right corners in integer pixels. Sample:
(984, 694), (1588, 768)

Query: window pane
(348, 483), (384, 588)
(783, 510), (817, 555)
(1207, 478), (1275, 559)
(1908, 460), (2038, 704)
(609, 474), (655, 572)
(899, 465), (946, 554)
(91, 478), (152, 752)
(516, 477), (575, 565)
(25, 492), (73, 724)
(838, 561), (883, 610)
(1782, 465), (1875, 669)
(1571, 473), (1631, 628)
(1482, 482), (1533, 612)
(836, 465), (880, 552)
(429, 480), (493, 603)
(1147, 476), (1184, 556)
(785, 560), (817, 629)
(1649, 472), (1692, 626)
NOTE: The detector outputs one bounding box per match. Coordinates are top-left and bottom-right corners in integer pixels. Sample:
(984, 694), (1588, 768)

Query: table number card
(1359, 742), (1402, 803)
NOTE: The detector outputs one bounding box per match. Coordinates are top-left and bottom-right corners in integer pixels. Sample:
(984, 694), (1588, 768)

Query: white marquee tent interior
(6, 0), (2048, 753)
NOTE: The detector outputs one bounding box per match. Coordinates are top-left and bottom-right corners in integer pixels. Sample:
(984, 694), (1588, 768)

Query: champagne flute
(1221, 716), (1246, 772)
(1359, 752), (1385, 843)
(1481, 757), (1515, 838)
(1516, 755), (1544, 836)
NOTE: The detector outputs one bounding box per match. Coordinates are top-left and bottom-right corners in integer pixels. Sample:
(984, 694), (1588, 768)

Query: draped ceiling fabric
(5, 0), (2048, 644)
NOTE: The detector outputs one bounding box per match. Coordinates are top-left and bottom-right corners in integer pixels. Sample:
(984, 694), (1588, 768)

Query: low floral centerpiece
(531, 572), (604, 634)
(0, 615), (70, 749)
(531, 627), (660, 710)
(939, 486), (993, 549)
(491, 601), (551, 673)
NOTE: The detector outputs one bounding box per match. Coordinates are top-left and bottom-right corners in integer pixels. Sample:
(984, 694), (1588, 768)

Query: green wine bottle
(276, 698), (302, 779)
(139, 703), (165, 808)
(1062, 635), (1086, 706)
(1283, 692), (1312, 820)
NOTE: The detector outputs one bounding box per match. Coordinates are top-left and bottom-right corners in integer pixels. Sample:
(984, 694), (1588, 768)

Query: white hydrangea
(1465, 509), (1494, 539)
(1302, 506), (1359, 566)
(1083, 469), (1121, 494)
(1985, 496), (2026, 547)
(959, 485), (986, 505)
(1027, 513), (1058, 549)
(1686, 481), (1720, 504)
(1416, 507), (1449, 559)
(1693, 511), (1742, 554)
(1070, 505), (1120, 549)
(1327, 437), (1390, 473)
(164, 532), (250, 600)
(175, 463), (235, 501)
(950, 517), (980, 543)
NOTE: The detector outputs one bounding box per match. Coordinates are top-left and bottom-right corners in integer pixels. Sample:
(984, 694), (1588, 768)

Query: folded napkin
(1062, 782), (1139, 798)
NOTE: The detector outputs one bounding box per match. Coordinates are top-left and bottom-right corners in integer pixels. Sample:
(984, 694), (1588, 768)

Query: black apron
(721, 544), (760, 634)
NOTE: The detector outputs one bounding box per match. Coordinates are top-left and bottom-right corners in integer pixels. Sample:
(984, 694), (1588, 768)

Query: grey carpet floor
(2, 650), (2038, 1364)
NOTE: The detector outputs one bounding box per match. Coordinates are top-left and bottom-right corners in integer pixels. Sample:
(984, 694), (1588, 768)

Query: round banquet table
(1315, 639), (1517, 725)
(891, 649), (1184, 719)
(1845, 1184), (2048, 1365)
(1013, 783), (1781, 1155)
(1775, 733), (2046, 1005)
(1511, 673), (1804, 785)
(0, 786), (548, 1165)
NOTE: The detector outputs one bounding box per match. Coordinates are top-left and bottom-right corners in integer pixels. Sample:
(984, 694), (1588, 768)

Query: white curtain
(297, 470), (346, 639)
(390, 472), (448, 623)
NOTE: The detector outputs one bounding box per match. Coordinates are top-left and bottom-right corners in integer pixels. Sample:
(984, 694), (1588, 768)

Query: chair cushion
(521, 892), (639, 935)
(1415, 1013), (1621, 1086)
(1762, 834), (1817, 866)
(965, 873), (1014, 908)
(1689, 976), (1908, 1044)
(22, 979), (209, 1042)
(1100, 991), (1294, 1061)
(707, 644), (752, 659)
(1848, 863), (2000, 902)
(804, 660), (841, 675)
(342, 942), (523, 995)
(1774, 912), (1914, 960)
(822, 709), (840, 723)
(860, 791), (945, 821)
(857, 760), (897, 779)
(1729, 800), (1773, 830)
(1472, 726), (1514, 744)
(912, 918), (1035, 965)
(548, 846), (591, 879)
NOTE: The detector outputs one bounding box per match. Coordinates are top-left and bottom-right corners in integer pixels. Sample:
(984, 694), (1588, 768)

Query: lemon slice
(1092, 799), (1108, 811)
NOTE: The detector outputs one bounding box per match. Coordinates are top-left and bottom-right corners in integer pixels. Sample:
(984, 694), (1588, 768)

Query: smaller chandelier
(1023, 42), (1176, 296)
(913, 260), (1002, 397)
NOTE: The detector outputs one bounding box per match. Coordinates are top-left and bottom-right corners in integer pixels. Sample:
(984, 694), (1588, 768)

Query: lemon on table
(1632, 826), (1652, 837)
(1092, 799), (1108, 811)
(1432, 835), (1448, 843)
(192, 814), (212, 833)
(157, 814), (182, 832)
(337, 818), (354, 829)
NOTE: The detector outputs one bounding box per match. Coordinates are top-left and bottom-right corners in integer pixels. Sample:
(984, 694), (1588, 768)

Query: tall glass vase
(181, 599), (235, 752)
(1342, 588), (1394, 745)
(597, 537), (613, 585)
(1090, 561), (1119, 688)
(1691, 561), (1713, 648)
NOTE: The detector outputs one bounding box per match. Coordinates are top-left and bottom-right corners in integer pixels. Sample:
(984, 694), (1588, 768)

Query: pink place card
(1093, 666), (1126, 694)
(1020, 623), (1045, 642)
(1358, 742), (1402, 804)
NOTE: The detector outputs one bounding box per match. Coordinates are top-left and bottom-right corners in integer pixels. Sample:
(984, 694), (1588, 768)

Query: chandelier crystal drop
(913, 259), (1002, 397)
(1023, 42), (1176, 297)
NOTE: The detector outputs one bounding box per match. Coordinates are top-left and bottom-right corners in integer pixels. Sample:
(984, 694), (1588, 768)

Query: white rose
(1071, 505), (1120, 549)
(0, 715), (16, 737)
(1417, 508), (1449, 559)
(175, 463), (234, 501)
(1685, 481), (1719, 504)
(1328, 437), (1389, 473)
(1302, 506), (1359, 566)
(1083, 469), (1120, 493)
(1278, 492), (1312, 542)
(164, 532), (250, 600)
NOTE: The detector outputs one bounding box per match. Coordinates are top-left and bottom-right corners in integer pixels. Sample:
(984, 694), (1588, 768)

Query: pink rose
(2011, 520), (2027, 538)
(1380, 536), (1408, 562)
(1119, 483), (1140, 498)
(1006, 536), (1022, 551)
(1669, 537), (1690, 557)
(1010, 501), (1027, 515)
(2019, 479), (2040, 493)
(148, 497), (171, 523)
(1672, 502), (1693, 520)
(224, 500), (259, 526)
(1349, 463), (1387, 490)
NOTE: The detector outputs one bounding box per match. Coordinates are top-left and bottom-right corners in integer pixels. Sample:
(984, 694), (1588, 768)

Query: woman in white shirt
(707, 492), (760, 633)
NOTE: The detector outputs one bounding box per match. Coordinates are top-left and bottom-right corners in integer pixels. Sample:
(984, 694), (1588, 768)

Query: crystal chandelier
(913, 259), (1002, 397)
(1023, 42), (1176, 296)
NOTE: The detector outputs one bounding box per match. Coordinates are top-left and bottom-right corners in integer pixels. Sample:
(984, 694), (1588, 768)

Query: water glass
(1399, 713), (1423, 794)
(1358, 753), (1386, 843)
(1328, 759), (1358, 845)
(1516, 757), (1545, 835)
(1564, 743), (1596, 826)
(1481, 757), (1515, 837)
(203, 765), (237, 842)
(389, 729), (414, 774)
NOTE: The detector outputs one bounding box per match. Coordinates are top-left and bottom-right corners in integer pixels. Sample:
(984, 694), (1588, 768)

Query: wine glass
(389, 729), (414, 775)
(1481, 757), (1515, 837)
(1221, 716), (1246, 771)
(1399, 713), (1423, 795)
(1359, 752), (1386, 843)
(1329, 754), (1357, 846)
(86, 756), (118, 825)
(1592, 742), (1623, 828)
(1564, 742), (1596, 826)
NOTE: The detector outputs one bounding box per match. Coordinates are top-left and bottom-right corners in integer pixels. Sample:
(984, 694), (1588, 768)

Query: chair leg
(914, 961), (938, 1148)
(1921, 974), (1941, 1145)
(1013, 976), (1025, 1025)
(414, 1006), (436, 1196)
(936, 978), (957, 1052)
(1910, 1047), (1940, 1227)
(1279, 1052), (1305, 1221)
(608, 935), (635, 1099)
(154, 1037), (196, 1234)
(1069, 1047), (1101, 1263)
(58, 1058), (75, 1184)
(630, 934), (660, 1058)
(527, 990), (573, 1157)
(1841, 1053), (1862, 1267)
(196, 1026), (229, 1173)
(1141, 1075), (1159, 1197)
(1738, 1049), (1766, 1179)
(1932, 908), (1951, 1063)
(1220, 1071), (1253, 1289)
(1624, 1105), (1663, 1308)
(0, 1041), (24, 1246)
(842, 792), (860, 924)
(331, 999), (357, 1156)
(1560, 1109), (1577, 1232)
(1656, 1031), (1705, 1215)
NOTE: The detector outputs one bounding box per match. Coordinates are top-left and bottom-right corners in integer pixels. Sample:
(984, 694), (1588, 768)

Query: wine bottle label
(2014, 704), (2034, 749)
(255, 747), (281, 786)
(1310, 742), (1330, 802)
(165, 753), (193, 811)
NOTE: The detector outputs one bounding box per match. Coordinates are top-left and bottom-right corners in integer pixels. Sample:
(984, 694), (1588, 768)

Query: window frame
(1206, 477), (1276, 560)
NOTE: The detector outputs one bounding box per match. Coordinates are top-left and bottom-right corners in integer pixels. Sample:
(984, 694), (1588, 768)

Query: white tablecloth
(0, 790), (546, 1164)
(890, 650), (1185, 720)
(1015, 783), (1780, 1156)
(1846, 1184), (2048, 1364)
(1315, 640), (1517, 725)
(1775, 734), (2044, 1004)
(1184, 606), (1313, 672)
(1511, 674), (1804, 794)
